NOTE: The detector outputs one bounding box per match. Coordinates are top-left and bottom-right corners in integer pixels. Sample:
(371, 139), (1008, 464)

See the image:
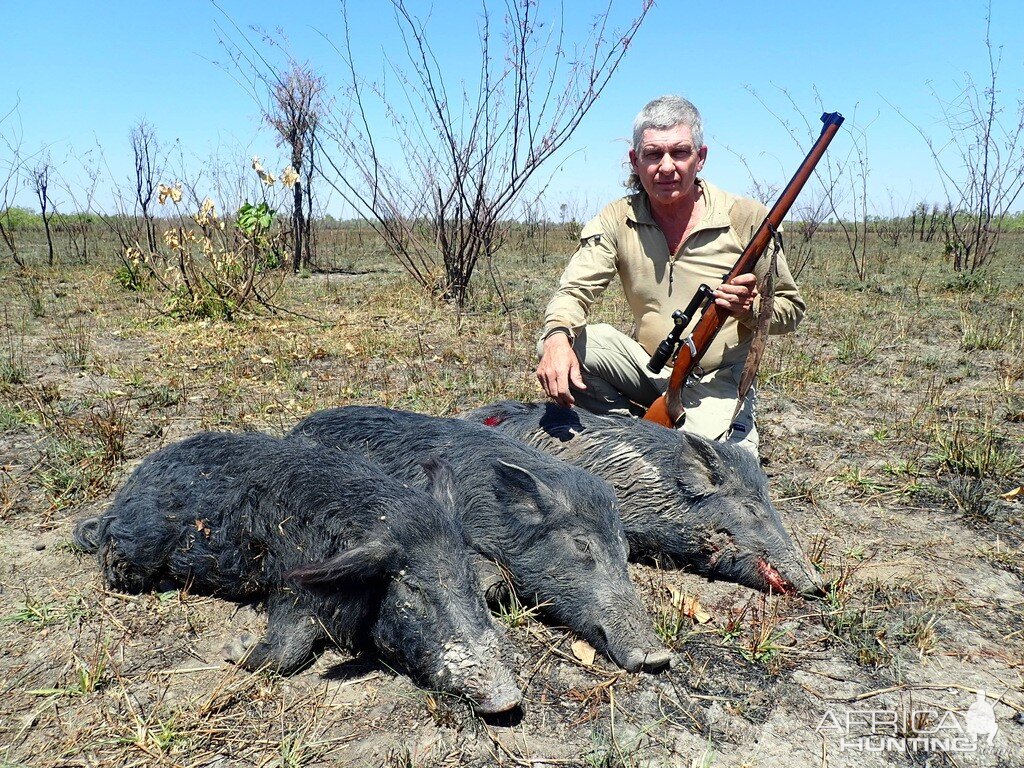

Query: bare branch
(887, 2), (1024, 272)
(318, 0), (652, 307)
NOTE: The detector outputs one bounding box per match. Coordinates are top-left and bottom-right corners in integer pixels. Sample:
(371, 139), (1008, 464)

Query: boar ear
(418, 456), (458, 514)
(494, 459), (547, 495)
(285, 541), (396, 587)
(493, 460), (555, 523)
(489, 460), (552, 528)
(677, 433), (724, 493)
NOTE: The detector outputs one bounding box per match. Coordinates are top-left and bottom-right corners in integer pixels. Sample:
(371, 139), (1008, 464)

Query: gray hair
(626, 96), (704, 191)
(632, 95), (704, 152)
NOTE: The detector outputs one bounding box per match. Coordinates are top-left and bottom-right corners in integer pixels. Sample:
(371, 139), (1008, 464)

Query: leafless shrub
(31, 155), (56, 266)
(318, 0), (652, 308)
(0, 101), (27, 268)
(131, 119), (164, 255)
(893, 7), (1024, 273)
(96, 127), (167, 261)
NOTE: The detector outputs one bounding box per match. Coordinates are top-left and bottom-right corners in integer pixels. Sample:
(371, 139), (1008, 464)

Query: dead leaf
(668, 587), (713, 624)
(669, 586), (684, 610)
(195, 519), (211, 538)
(683, 595), (713, 624)
(571, 639), (596, 666)
(1000, 486), (1022, 501)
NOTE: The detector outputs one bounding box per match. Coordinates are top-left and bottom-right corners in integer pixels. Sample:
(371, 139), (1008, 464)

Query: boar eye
(571, 537), (592, 556)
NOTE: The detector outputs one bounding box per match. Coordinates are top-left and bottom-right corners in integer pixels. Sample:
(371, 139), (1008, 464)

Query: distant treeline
(0, 207), (369, 233)
(1, 207), (105, 232)
(5, 205), (1024, 234)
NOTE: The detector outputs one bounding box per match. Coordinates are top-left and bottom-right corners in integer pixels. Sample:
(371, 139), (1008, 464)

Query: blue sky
(3, 0), (1022, 220)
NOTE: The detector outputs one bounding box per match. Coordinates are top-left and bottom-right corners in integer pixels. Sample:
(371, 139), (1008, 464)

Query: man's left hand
(714, 272), (758, 318)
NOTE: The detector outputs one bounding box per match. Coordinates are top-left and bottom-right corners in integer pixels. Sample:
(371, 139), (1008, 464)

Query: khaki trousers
(542, 323), (759, 452)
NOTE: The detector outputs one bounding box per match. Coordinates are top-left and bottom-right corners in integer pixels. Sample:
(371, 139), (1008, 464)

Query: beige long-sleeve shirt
(542, 179), (805, 373)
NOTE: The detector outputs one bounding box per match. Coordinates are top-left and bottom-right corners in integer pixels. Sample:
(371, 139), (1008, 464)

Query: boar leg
(223, 595), (323, 674)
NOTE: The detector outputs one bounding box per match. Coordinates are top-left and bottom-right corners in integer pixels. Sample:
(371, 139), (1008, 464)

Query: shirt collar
(625, 178), (732, 230)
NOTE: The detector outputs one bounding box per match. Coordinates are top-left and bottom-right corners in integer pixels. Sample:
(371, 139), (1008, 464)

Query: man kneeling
(536, 95), (805, 453)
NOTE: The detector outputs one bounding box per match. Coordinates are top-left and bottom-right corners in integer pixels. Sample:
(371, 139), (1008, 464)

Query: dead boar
(462, 401), (824, 597)
(73, 432), (522, 714)
(290, 406), (672, 673)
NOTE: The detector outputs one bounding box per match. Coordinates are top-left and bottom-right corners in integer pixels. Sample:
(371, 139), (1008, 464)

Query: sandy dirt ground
(0, 261), (1021, 767)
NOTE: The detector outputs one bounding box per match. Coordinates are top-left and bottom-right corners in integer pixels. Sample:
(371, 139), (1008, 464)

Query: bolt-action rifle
(643, 111), (845, 428)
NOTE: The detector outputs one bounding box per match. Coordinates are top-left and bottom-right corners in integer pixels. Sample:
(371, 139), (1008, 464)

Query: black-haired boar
(74, 432), (522, 714)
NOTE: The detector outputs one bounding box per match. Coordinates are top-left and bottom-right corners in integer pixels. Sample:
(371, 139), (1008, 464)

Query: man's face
(629, 124), (707, 208)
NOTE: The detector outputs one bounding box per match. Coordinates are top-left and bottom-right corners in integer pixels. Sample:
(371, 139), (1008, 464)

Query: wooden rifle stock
(644, 111), (845, 428)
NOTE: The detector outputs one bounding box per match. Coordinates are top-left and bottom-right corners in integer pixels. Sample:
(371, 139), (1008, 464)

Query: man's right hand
(536, 333), (586, 408)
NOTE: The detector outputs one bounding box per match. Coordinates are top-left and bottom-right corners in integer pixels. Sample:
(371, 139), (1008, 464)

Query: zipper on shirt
(668, 218), (727, 292)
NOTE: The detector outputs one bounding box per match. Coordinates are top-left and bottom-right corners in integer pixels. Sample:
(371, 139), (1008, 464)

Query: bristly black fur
(73, 431), (521, 712)
(290, 405), (671, 673)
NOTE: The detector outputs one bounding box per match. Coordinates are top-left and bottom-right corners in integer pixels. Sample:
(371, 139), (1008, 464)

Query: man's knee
(573, 325), (663, 407)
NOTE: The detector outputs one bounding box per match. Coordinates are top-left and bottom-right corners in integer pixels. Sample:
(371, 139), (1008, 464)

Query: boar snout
(436, 638), (524, 714)
(591, 594), (673, 673)
(615, 646), (674, 673)
(472, 674), (524, 715)
(761, 557), (826, 598)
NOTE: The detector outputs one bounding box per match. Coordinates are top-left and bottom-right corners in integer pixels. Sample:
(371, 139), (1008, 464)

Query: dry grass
(0, 228), (1022, 766)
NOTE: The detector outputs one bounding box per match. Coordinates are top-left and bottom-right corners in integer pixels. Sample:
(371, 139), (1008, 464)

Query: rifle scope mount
(646, 284), (715, 374)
